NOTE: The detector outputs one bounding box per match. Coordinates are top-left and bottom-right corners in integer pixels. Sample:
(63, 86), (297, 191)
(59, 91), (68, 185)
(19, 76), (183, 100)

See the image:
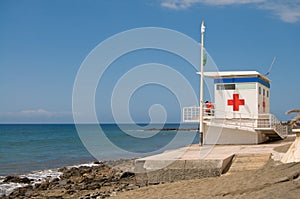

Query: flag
(203, 49), (207, 66)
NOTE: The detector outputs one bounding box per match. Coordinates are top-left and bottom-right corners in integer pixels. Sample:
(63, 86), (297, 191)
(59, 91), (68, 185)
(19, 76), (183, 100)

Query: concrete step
(233, 157), (270, 163)
(226, 153), (271, 174)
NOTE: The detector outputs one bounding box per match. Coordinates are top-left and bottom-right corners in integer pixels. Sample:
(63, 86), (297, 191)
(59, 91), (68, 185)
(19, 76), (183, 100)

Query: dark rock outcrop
(3, 175), (33, 184)
(1, 159), (138, 199)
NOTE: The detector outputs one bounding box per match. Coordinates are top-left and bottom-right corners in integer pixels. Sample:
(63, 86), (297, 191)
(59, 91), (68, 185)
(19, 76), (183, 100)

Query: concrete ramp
(281, 130), (300, 163)
(133, 139), (294, 185)
(227, 153), (271, 175)
(135, 156), (234, 185)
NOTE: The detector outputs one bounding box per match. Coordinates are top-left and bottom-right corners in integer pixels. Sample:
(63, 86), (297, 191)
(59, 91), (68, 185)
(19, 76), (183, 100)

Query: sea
(0, 123), (198, 195)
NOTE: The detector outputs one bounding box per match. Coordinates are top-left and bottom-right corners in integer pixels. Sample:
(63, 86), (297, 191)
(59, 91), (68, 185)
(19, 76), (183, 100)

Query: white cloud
(0, 109), (72, 118)
(259, 1), (300, 23)
(0, 109), (74, 123)
(161, 0), (195, 9)
(160, 0), (300, 23)
(19, 109), (53, 117)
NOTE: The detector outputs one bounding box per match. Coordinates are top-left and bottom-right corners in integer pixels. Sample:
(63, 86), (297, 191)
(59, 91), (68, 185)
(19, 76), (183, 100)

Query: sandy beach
(117, 160), (300, 199)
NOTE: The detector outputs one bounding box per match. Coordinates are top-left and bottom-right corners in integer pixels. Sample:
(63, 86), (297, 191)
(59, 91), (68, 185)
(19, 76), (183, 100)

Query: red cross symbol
(227, 94), (245, 111)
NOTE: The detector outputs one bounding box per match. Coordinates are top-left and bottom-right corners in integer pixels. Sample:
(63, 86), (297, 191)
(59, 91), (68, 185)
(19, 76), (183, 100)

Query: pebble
(110, 191), (117, 197)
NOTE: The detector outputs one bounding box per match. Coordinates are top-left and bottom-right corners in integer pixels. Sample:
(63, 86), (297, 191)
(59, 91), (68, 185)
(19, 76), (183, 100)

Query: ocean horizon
(0, 123), (199, 176)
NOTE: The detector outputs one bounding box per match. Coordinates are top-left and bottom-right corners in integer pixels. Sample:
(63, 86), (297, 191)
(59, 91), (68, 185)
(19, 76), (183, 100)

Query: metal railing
(256, 114), (288, 138)
(183, 106), (288, 138)
(182, 106), (200, 122)
(183, 106), (256, 122)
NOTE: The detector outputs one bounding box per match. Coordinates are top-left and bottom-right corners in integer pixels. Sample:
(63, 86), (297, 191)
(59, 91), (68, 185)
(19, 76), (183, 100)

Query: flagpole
(199, 20), (205, 146)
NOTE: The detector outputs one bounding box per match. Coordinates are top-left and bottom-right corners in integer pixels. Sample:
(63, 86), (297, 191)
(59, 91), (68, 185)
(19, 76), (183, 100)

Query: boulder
(3, 175), (32, 184)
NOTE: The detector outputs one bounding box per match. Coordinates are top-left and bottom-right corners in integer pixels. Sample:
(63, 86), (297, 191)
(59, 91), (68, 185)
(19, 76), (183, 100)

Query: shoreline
(0, 159), (136, 198)
(2, 158), (300, 198)
(0, 136), (297, 198)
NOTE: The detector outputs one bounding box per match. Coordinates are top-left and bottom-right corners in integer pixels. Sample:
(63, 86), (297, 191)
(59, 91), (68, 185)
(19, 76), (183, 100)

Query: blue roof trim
(214, 77), (270, 88)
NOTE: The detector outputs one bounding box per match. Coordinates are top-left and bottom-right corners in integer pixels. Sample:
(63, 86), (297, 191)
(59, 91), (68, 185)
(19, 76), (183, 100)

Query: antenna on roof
(264, 56), (276, 76)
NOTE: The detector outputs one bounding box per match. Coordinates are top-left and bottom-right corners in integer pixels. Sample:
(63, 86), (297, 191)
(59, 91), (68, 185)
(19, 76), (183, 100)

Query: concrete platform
(135, 135), (295, 185)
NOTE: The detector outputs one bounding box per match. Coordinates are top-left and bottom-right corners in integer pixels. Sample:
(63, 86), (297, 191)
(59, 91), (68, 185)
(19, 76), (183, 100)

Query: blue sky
(1, 0), (300, 123)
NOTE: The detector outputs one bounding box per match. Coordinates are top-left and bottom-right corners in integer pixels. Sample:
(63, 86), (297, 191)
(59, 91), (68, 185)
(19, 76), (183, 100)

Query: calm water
(0, 123), (198, 176)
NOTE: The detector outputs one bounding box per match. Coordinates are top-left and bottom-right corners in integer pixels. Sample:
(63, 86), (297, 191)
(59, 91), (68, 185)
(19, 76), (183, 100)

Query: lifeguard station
(183, 71), (288, 144)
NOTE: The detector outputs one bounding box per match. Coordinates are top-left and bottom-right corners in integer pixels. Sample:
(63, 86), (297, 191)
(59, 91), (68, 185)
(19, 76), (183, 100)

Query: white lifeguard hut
(183, 21), (287, 145)
(183, 71), (288, 144)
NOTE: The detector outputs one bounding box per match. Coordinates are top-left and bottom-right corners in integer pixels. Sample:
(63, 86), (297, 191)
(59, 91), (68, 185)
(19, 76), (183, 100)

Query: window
(259, 87), (261, 95)
(216, 83), (255, 90)
(216, 84), (235, 90)
(263, 89), (265, 96)
(267, 90), (269, 97)
(236, 83), (256, 89)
